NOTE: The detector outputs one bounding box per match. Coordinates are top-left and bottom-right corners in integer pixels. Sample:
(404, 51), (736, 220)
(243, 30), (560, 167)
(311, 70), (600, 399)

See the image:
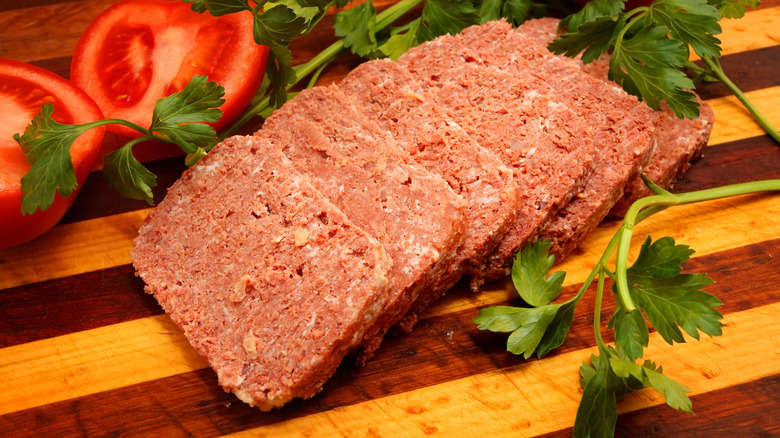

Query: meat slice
(463, 19), (659, 259)
(398, 28), (599, 284)
(132, 135), (393, 410)
(258, 85), (467, 363)
(516, 17), (715, 218)
(338, 58), (520, 327)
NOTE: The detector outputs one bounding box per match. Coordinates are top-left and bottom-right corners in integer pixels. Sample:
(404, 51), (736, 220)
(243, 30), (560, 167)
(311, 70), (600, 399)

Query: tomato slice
(71, 0), (269, 138)
(0, 59), (106, 249)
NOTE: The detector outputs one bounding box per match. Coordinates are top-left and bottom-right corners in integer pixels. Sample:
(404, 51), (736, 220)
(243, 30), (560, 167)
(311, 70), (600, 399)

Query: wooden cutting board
(1, 1), (779, 436)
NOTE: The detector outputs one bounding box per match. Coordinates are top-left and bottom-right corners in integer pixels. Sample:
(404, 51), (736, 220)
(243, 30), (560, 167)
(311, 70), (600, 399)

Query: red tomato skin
(0, 59), (106, 249)
(70, 0), (269, 138)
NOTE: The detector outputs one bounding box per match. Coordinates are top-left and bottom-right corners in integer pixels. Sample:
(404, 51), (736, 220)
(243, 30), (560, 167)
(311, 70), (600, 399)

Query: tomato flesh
(0, 59), (105, 248)
(98, 25), (155, 107)
(72, 0), (269, 138)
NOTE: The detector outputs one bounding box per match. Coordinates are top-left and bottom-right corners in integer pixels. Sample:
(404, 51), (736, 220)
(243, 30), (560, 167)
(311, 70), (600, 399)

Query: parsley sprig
(15, 75), (225, 213)
(474, 177), (780, 437)
(547, 0), (779, 143)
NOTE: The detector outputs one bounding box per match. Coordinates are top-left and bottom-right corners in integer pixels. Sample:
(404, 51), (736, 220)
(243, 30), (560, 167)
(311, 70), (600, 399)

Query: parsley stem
(79, 118), (174, 146)
(614, 178), (780, 313)
(701, 56), (780, 144)
(593, 269), (609, 349)
(217, 0), (425, 141)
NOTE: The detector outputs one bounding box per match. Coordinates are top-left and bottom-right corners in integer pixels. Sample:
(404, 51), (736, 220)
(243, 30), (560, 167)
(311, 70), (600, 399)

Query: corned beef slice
(471, 19), (659, 259)
(399, 27), (600, 283)
(338, 58), (520, 327)
(258, 85), (467, 363)
(517, 17), (715, 218)
(132, 135), (392, 410)
(608, 102), (714, 216)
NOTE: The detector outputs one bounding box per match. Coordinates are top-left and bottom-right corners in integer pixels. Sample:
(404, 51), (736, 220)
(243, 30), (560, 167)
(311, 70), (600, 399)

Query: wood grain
(0, 0), (778, 437)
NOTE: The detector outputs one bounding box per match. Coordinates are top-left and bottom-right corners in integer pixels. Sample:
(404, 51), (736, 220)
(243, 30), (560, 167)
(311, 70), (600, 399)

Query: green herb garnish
(15, 75), (225, 211)
(547, 0), (778, 142)
(474, 177), (780, 437)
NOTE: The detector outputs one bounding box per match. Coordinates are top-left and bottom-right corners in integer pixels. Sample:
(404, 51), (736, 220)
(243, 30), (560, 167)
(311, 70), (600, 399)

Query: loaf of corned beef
(338, 58), (520, 328)
(516, 17), (715, 218)
(132, 135), (393, 410)
(257, 85), (467, 363)
(398, 32), (600, 285)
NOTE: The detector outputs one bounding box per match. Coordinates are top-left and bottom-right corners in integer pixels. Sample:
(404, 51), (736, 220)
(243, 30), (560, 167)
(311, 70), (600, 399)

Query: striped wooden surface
(1, 1), (779, 436)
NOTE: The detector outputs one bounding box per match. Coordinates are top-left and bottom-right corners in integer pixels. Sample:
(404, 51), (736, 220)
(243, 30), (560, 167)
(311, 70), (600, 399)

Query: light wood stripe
(699, 6), (780, 58)
(0, 209), (148, 290)
(225, 302), (780, 437)
(0, 314), (207, 415)
(707, 86), (780, 145)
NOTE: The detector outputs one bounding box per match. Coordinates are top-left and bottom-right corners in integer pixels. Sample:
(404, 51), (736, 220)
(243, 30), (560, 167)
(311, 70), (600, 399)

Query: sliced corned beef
(258, 85), (467, 363)
(398, 29), (600, 285)
(516, 17), (715, 218)
(338, 58), (520, 328)
(132, 135), (393, 410)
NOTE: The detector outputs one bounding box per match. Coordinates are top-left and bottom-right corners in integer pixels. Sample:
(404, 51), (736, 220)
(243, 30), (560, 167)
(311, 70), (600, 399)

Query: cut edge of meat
(132, 135), (393, 410)
(337, 58), (522, 330)
(257, 85), (468, 364)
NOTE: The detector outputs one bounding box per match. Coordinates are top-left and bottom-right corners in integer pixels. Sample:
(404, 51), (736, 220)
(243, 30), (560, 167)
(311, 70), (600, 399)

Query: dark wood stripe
(694, 44), (780, 101)
(0, 0), (84, 12)
(0, 264), (160, 349)
(60, 155), (187, 225)
(673, 134), (780, 193)
(25, 56), (72, 79)
(539, 374), (780, 438)
(1, 238), (776, 435)
(615, 374), (780, 437)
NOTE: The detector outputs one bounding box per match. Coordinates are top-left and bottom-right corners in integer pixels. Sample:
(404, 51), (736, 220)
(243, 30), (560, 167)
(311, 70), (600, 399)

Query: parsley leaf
(334, 1), (379, 57)
(253, 4), (310, 107)
(378, 19), (423, 59)
(608, 305), (649, 360)
(149, 75), (224, 152)
(709, 0), (761, 19)
(614, 236), (722, 346)
(103, 145), (158, 204)
(609, 355), (693, 413)
(575, 351), (620, 438)
(609, 24), (699, 117)
(474, 239), (579, 359)
(576, 346), (692, 438)
(648, 0), (722, 59)
(534, 298), (579, 357)
(549, 0), (724, 118)
(511, 238), (565, 307)
(549, 15), (623, 63)
(183, 0), (251, 15)
(561, 0), (625, 32)
(368, 0), (480, 59)
(474, 304), (560, 358)
(418, 0), (479, 41)
(14, 104), (97, 214)
(15, 76), (227, 214)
